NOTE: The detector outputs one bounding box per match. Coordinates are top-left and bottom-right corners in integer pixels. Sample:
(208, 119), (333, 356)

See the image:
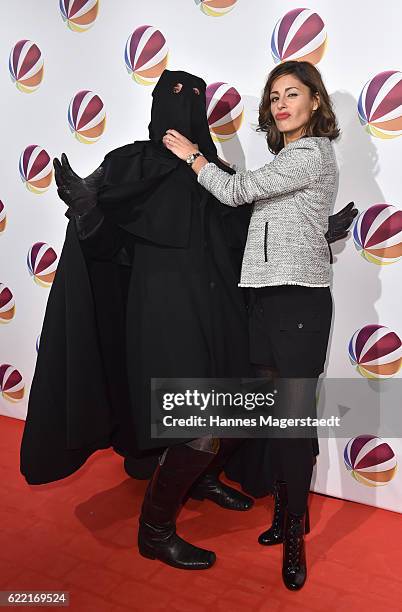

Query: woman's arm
(162, 129), (322, 208)
(196, 141), (322, 207)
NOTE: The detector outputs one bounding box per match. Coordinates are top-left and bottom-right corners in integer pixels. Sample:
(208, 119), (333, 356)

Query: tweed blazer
(197, 136), (338, 287)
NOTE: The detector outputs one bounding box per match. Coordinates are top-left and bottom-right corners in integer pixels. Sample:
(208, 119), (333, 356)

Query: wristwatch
(186, 151), (204, 166)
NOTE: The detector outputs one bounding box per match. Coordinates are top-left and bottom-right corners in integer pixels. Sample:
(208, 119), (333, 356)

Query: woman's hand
(162, 129), (198, 160)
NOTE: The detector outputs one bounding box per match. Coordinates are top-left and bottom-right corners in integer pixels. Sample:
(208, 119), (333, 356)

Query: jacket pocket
(264, 221), (268, 262)
(280, 312), (320, 332)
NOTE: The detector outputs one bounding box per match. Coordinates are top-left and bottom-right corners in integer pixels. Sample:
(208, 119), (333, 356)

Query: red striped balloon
(125, 26), (168, 85)
(19, 146), (53, 194)
(353, 203), (402, 265)
(0, 364), (25, 402)
(344, 435), (397, 486)
(206, 82), (244, 142)
(9, 40), (44, 93)
(59, 0), (99, 32)
(27, 242), (58, 287)
(271, 8), (327, 65)
(0, 284), (15, 323)
(0, 200), (6, 233)
(68, 90), (106, 143)
(349, 324), (402, 378)
(358, 70), (402, 139)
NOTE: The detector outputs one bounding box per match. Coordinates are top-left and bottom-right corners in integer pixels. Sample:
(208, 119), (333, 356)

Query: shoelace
(285, 524), (304, 569)
(271, 485), (285, 531)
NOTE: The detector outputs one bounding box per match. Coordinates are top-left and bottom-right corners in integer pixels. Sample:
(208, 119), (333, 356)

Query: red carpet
(1, 414), (401, 611)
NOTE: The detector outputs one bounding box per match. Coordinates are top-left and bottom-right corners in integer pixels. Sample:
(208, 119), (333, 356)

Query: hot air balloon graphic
(353, 203), (402, 265)
(358, 70), (402, 139)
(59, 0), (99, 32)
(27, 242), (58, 287)
(0, 364), (25, 402)
(19, 146), (53, 194)
(344, 435), (397, 486)
(271, 8), (327, 65)
(0, 285), (15, 323)
(68, 90), (106, 143)
(349, 324), (402, 379)
(9, 40), (44, 93)
(206, 82), (244, 142)
(0, 200), (6, 233)
(125, 26), (168, 85)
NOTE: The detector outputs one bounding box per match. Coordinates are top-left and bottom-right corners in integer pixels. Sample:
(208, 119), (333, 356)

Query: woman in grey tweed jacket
(164, 60), (344, 590)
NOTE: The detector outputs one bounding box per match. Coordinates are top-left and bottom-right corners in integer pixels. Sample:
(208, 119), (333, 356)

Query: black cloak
(20, 70), (252, 485)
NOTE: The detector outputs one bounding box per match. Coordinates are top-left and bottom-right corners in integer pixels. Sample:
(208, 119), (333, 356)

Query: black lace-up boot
(282, 509), (309, 590)
(258, 481), (310, 545)
(258, 480), (288, 545)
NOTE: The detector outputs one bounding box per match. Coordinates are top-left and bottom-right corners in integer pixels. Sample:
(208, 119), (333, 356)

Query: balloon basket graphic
(197, 0), (238, 17)
(128, 52), (169, 86)
(12, 70), (45, 94)
(32, 275), (55, 288)
(23, 174), (53, 195)
(210, 111), (244, 143)
(70, 117), (107, 144)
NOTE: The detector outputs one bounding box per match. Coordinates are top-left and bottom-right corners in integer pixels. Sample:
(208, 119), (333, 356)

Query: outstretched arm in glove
(53, 153), (133, 263)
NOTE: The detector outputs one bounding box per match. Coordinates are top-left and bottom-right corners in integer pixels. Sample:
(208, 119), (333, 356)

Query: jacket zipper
(264, 222), (268, 262)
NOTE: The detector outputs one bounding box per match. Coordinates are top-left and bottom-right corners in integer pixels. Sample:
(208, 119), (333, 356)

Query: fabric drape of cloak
(19, 137), (252, 485)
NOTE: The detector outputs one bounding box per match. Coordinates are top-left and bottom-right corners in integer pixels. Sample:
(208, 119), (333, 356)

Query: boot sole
(190, 494), (254, 511)
(258, 537), (283, 546)
(138, 540), (216, 570)
(139, 547), (216, 570)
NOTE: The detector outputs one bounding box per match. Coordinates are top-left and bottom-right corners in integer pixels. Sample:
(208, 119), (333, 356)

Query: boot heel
(305, 506), (310, 534)
(139, 548), (156, 560)
(138, 534), (156, 559)
(138, 540), (157, 560)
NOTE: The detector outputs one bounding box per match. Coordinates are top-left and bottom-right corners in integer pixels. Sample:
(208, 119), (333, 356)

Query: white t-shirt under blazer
(197, 136), (338, 288)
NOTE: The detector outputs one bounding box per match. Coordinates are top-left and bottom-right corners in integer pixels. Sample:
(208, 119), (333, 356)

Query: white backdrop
(1, 0), (401, 512)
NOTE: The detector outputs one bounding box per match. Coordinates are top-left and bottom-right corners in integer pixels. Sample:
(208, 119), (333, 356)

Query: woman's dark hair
(257, 60), (340, 154)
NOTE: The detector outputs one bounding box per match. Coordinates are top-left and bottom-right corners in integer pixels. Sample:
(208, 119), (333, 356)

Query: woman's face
(269, 74), (319, 143)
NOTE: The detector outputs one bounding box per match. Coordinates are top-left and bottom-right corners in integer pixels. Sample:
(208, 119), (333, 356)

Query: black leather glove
(53, 153), (104, 217)
(326, 201), (358, 244)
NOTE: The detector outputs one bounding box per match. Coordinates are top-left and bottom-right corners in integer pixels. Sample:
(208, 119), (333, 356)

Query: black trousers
(249, 285), (333, 514)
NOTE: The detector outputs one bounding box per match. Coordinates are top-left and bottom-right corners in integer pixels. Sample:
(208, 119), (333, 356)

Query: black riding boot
(188, 439), (254, 511)
(258, 480), (287, 545)
(282, 509), (309, 590)
(258, 481), (310, 545)
(138, 440), (218, 570)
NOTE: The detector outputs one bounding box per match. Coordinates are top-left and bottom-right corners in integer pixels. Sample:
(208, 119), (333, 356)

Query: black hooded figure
(20, 69), (256, 570)
(20, 68), (355, 570)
